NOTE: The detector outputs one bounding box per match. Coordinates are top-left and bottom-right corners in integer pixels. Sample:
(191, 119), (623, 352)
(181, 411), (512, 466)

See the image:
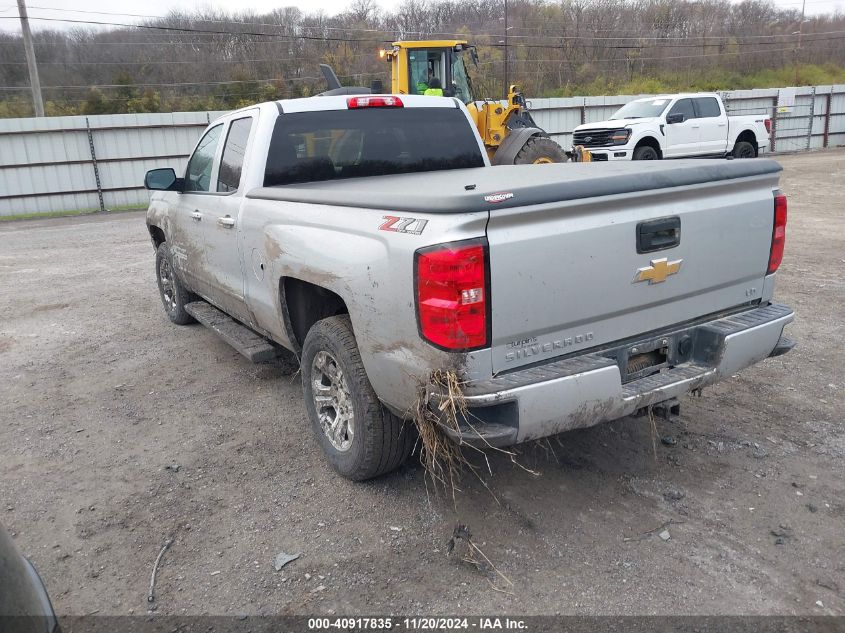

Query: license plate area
(626, 349), (667, 380)
(604, 334), (685, 383)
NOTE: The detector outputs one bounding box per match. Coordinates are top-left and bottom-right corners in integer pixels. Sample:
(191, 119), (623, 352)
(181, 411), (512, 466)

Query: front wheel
(513, 136), (568, 164)
(633, 145), (660, 160)
(732, 141), (756, 158)
(301, 315), (415, 481)
(155, 242), (197, 325)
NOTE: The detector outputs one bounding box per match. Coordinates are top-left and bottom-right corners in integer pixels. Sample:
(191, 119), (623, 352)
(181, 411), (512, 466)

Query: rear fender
(251, 208), (493, 416)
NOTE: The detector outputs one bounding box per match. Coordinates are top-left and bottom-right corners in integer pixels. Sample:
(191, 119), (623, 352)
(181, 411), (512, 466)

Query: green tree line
(1, 0), (844, 118)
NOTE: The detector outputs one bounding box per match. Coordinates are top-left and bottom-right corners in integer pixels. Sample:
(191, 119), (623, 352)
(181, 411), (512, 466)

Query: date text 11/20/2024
(307, 617), (528, 630)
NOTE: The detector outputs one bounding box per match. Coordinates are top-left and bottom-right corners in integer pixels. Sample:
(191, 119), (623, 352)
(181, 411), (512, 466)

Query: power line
(1, 33), (836, 63)
(3, 14), (845, 43)
(0, 39), (819, 86)
(483, 33), (845, 50)
(20, 4), (453, 37)
(497, 28), (845, 41)
(476, 46), (801, 65)
(19, 2), (845, 37)
(44, 89), (275, 103)
(0, 52), (383, 65)
(0, 71), (388, 91)
(0, 40), (380, 47)
(0, 32), (841, 70)
(0, 15), (392, 43)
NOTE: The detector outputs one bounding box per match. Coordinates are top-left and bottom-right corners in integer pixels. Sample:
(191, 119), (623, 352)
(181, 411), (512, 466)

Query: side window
(668, 99), (696, 120)
(695, 97), (721, 118)
(217, 117), (254, 193)
(184, 124), (223, 192)
(408, 49), (445, 95)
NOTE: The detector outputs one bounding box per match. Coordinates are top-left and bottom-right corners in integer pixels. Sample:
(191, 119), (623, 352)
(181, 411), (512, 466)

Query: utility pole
(503, 0), (509, 97)
(17, 0), (44, 117)
(794, 0), (806, 86)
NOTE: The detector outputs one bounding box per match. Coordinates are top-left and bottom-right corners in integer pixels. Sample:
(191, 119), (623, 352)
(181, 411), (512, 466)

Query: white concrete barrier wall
(0, 85), (843, 217)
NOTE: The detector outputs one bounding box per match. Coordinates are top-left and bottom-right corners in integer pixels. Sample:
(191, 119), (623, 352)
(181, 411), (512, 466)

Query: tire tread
(155, 242), (197, 325)
(513, 136), (568, 164)
(302, 315), (413, 480)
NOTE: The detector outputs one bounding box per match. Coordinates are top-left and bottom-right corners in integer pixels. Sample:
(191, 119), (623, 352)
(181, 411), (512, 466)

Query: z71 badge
(378, 215), (428, 235)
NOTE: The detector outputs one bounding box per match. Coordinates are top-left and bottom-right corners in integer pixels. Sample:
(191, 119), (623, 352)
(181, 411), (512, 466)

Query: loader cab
(384, 40), (476, 104)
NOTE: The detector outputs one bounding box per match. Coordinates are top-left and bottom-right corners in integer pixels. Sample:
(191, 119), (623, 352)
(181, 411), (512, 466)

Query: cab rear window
(264, 107), (484, 186)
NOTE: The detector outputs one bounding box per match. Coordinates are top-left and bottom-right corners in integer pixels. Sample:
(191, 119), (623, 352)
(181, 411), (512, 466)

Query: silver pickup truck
(144, 94), (794, 480)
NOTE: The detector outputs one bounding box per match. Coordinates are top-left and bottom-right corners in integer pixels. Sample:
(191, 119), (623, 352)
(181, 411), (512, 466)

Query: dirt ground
(1, 149), (843, 618)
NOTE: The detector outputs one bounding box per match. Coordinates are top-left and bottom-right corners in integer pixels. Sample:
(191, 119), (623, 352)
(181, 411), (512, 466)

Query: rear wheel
(301, 315), (415, 480)
(633, 145), (660, 160)
(513, 136), (568, 164)
(732, 140), (756, 158)
(155, 242), (196, 325)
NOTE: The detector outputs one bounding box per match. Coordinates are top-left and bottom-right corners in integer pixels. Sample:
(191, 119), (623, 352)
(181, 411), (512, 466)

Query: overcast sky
(1, 0), (842, 33)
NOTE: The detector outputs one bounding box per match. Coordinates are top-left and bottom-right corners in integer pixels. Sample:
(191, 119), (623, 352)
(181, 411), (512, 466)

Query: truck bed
(247, 159), (781, 213)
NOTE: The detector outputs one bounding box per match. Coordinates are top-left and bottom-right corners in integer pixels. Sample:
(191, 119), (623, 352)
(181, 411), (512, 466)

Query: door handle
(691, 124), (700, 129)
(217, 216), (235, 228)
(190, 211), (202, 221)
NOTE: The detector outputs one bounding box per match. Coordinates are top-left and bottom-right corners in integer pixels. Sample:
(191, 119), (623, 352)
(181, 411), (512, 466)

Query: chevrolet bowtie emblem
(633, 257), (683, 284)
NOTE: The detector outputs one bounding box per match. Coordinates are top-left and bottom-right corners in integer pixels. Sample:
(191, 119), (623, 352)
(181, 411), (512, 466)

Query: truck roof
(278, 94), (461, 113)
(212, 94), (462, 124)
(630, 92), (720, 102)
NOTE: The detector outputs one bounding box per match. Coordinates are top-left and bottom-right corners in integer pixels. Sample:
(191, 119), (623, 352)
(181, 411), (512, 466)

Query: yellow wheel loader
(319, 40), (575, 165)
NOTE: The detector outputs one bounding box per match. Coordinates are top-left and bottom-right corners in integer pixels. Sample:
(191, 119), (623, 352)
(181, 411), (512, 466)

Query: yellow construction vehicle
(320, 39), (571, 165)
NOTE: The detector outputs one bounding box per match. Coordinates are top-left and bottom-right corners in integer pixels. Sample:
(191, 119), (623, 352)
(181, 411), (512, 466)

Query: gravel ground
(1, 149), (843, 617)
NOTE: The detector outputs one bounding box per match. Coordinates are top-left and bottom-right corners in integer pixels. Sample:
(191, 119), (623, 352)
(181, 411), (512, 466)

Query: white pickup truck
(572, 92), (771, 161)
(144, 94), (793, 480)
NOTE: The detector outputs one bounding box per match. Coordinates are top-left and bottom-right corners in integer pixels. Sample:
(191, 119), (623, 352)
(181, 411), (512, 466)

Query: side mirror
(666, 113), (686, 124)
(144, 168), (181, 191)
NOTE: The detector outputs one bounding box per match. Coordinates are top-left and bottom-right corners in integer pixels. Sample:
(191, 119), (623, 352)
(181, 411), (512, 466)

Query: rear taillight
(415, 240), (489, 350)
(767, 193), (787, 275)
(347, 96), (403, 109)
(764, 118), (772, 134)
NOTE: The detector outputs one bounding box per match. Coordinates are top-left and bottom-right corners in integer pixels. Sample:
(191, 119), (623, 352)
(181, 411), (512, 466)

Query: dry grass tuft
(410, 368), (538, 505)
(412, 368), (471, 505)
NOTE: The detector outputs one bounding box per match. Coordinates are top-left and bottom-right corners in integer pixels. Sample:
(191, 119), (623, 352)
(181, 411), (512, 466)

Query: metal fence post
(85, 117), (106, 213)
(823, 93), (832, 148)
(805, 86), (816, 151)
(770, 96), (778, 152)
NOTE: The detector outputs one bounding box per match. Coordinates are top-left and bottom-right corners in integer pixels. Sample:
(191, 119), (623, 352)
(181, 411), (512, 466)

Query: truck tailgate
(485, 160), (781, 374)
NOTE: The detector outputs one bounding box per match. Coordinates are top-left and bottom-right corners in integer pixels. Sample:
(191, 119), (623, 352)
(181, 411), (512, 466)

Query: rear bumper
(432, 303), (794, 447)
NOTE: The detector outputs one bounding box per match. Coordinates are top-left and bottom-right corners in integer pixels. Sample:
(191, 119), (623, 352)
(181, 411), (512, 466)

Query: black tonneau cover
(246, 159), (782, 214)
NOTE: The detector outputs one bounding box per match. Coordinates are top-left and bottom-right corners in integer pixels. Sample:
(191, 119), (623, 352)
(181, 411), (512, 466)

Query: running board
(185, 301), (281, 363)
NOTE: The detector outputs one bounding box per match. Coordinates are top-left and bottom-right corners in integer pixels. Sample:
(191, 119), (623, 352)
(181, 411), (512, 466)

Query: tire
(732, 140), (756, 158)
(513, 136), (568, 164)
(155, 242), (197, 325)
(301, 315), (415, 481)
(633, 145), (660, 160)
